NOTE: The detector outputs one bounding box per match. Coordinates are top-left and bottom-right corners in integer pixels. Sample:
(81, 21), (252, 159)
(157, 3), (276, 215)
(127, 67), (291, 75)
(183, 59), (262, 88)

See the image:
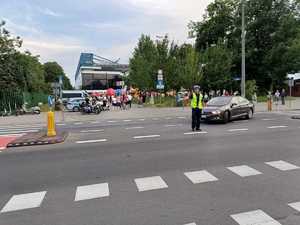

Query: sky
(0, 0), (213, 85)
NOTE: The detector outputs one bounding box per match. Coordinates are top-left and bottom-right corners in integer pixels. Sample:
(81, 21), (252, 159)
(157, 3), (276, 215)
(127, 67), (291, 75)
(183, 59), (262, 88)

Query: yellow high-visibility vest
(191, 93), (203, 109)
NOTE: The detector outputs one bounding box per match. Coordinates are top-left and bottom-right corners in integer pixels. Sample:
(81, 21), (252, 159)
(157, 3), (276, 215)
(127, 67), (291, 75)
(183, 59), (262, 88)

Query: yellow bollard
(47, 111), (56, 137)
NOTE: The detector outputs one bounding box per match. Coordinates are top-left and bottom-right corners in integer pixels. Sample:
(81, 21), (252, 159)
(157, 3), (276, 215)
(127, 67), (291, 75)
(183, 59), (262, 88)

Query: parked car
(66, 98), (85, 112)
(202, 96), (254, 123)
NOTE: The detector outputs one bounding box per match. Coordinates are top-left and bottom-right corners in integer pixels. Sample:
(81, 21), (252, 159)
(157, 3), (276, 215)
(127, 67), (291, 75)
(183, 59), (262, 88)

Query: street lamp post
(241, 0), (246, 97)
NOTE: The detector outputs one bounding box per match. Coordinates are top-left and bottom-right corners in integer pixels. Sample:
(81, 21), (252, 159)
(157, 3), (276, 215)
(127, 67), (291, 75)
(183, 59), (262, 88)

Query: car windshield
(207, 97), (232, 106)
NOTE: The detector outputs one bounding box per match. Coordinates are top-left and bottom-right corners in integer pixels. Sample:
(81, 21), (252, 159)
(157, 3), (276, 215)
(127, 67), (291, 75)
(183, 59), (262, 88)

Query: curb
(6, 132), (68, 148)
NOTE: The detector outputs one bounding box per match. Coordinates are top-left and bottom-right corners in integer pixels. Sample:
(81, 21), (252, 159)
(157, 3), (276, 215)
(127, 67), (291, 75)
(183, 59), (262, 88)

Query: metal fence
(0, 90), (48, 114)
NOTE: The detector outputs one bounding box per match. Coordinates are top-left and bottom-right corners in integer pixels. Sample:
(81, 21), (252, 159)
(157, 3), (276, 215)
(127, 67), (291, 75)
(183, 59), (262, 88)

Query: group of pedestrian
(274, 89), (287, 105)
(110, 92), (133, 110)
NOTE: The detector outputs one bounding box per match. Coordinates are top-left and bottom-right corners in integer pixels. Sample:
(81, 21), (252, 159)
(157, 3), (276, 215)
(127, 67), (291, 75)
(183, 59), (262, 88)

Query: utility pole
(241, 0), (246, 97)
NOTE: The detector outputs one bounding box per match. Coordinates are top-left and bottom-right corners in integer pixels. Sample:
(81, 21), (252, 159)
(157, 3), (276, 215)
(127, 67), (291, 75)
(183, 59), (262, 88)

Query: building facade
(75, 53), (129, 90)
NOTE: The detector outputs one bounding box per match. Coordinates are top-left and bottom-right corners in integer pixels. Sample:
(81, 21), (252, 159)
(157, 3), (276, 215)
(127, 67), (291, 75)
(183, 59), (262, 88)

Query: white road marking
(231, 210), (281, 225)
(74, 122), (83, 125)
(184, 131), (208, 135)
(184, 223), (197, 225)
(227, 165), (262, 177)
(75, 183), (109, 201)
(152, 118), (159, 120)
(134, 176), (168, 192)
(184, 170), (218, 184)
(1, 191), (46, 213)
(228, 128), (249, 132)
(267, 125), (288, 129)
(0, 130), (39, 135)
(262, 118), (275, 121)
(107, 120), (117, 123)
(133, 135), (160, 139)
(123, 120), (132, 122)
(165, 117), (172, 120)
(125, 127), (144, 130)
(76, 139), (107, 144)
(265, 160), (299, 171)
(0, 134), (24, 137)
(164, 124), (177, 127)
(56, 123), (65, 126)
(91, 121), (100, 124)
(177, 117), (186, 119)
(288, 202), (300, 212)
(138, 118), (145, 121)
(80, 130), (104, 133)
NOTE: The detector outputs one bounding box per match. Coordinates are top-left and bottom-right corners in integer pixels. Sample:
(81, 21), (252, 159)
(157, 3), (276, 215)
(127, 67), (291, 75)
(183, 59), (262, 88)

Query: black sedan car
(202, 96), (254, 123)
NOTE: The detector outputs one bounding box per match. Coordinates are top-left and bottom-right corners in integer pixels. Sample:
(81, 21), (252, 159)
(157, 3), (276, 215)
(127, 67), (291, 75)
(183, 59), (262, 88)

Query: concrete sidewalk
(1, 98), (300, 126)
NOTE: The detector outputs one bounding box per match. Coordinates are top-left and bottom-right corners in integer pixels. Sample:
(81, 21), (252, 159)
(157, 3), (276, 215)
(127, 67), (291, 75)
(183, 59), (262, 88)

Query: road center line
(184, 131), (208, 135)
(76, 139), (107, 144)
(267, 125), (288, 129)
(228, 128), (249, 132)
(80, 130), (104, 133)
(133, 135), (160, 139)
(125, 127), (144, 130)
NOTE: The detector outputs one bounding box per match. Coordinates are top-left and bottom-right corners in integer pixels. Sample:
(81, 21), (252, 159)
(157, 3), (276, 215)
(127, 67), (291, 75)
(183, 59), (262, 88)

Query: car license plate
(201, 115), (207, 119)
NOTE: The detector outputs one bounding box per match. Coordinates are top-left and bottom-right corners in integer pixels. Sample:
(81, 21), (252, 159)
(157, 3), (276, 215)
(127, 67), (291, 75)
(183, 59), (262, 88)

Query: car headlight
(212, 110), (221, 115)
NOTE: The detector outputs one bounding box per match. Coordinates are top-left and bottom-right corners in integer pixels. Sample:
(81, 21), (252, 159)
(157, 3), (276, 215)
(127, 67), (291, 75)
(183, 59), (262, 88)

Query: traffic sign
(288, 78), (294, 87)
(156, 80), (164, 90)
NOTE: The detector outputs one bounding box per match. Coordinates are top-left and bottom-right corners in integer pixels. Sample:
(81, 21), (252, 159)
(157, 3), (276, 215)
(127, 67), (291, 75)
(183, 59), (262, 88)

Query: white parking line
(231, 210), (281, 225)
(267, 125), (288, 129)
(125, 127), (144, 130)
(184, 131), (208, 135)
(76, 139), (107, 144)
(133, 135), (160, 139)
(80, 130), (104, 133)
(228, 128), (249, 132)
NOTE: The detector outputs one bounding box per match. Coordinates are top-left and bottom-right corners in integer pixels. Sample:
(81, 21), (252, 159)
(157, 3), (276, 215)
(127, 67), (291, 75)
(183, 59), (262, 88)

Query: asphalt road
(0, 112), (300, 225)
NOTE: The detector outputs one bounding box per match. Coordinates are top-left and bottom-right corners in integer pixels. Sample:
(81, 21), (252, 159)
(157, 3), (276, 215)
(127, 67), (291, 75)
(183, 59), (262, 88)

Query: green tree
(44, 61), (73, 90)
(200, 42), (233, 91)
(190, 0), (300, 92)
(129, 35), (158, 90)
(0, 21), (22, 89)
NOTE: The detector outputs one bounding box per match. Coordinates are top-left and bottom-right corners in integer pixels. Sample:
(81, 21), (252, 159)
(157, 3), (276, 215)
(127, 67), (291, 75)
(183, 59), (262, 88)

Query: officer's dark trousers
(192, 108), (202, 130)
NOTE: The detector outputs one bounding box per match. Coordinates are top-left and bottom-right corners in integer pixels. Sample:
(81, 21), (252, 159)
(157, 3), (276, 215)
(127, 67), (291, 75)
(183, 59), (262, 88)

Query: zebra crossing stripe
(265, 160), (300, 171)
(1, 191), (46, 213)
(75, 183), (109, 201)
(184, 170), (218, 184)
(288, 202), (300, 212)
(231, 210), (281, 225)
(227, 165), (262, 177)
(134, 176), (168, 192)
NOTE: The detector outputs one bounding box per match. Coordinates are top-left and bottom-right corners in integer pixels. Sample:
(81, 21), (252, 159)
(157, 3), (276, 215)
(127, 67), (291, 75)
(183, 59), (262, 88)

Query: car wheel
(246, 109), (253, 119)
(73, 106), (79, 112)
(223, 111), (230, 124)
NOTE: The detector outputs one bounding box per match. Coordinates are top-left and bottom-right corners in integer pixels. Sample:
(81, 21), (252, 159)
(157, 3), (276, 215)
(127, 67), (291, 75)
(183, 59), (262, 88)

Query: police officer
(190, 85), (203, 131)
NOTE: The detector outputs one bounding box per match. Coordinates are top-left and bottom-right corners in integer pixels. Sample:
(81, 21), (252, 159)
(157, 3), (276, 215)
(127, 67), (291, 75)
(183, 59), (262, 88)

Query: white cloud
(40, 8), (62, 17)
